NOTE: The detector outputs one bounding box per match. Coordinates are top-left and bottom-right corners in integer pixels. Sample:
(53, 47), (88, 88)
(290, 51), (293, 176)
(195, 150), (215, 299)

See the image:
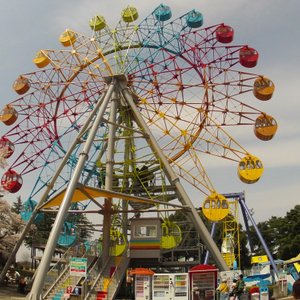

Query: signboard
(70, 257), (87, 277)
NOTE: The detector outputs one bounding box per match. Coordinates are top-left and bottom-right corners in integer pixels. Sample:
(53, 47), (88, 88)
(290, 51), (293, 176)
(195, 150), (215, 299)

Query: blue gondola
(57, 221), (77, 247)
(20, 199), (43, 223)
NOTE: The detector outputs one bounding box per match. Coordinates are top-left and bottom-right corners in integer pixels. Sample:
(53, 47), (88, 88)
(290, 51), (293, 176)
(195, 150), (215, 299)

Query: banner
(70, 257), (87, 277)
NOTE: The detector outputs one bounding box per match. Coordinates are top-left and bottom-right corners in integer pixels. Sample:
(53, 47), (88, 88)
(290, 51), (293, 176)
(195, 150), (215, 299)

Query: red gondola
(216, 24), (234, 43)
(0, 137), (15, 158)
(239, 46), (259, 68)
(1, 170), (23, 193)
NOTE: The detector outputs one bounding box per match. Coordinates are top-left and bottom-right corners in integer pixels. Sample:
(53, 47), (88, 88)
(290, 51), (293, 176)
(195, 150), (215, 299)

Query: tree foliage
(0, 198), (25, 266)
(248, 205), (300, 260)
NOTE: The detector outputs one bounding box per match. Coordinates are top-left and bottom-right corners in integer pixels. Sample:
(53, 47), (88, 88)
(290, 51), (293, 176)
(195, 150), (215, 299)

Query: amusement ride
(0, 4), (278, 299)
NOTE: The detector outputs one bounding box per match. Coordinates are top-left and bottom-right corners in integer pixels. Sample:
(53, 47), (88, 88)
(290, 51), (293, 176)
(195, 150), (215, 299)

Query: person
(18, 276), (27, 294)
(98, 167), (106, 188)
(235, 274), (245, 300)
(217, 279), (229, 300)
(229, 279), (237, 300)
(293, 278), (300, 299)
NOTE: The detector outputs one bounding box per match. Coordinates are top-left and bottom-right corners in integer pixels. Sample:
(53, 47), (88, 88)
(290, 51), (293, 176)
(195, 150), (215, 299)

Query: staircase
(85, 250), (130, 300)
(40, 241), (102, 300)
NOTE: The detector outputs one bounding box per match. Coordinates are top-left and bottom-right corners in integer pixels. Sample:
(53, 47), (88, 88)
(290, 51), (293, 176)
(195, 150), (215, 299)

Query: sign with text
(70, 257), (87, 277)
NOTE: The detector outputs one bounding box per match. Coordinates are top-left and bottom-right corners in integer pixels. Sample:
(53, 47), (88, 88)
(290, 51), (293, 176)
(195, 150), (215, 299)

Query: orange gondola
(13, 76), (30, 95)
(59, 30), (76, 47)
(202, 193), (229, 222)
(254, 114), (277, 141)
(33, 51), (50, 68)
(1, 170), (23, 193)
(216, 24), (234, 43)
(253, 77), (275, 101)
(238, 154), (263, 184)
(0, 105), (18, 126)
(0, 137), (15, 158)
(239, 46), (259, 68)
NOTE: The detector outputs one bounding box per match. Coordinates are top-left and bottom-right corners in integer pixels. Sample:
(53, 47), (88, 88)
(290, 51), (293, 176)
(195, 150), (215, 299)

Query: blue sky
(0, 0), (299, 224)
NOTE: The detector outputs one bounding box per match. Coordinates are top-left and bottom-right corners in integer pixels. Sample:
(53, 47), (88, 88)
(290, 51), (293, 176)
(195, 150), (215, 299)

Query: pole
(102, 90), (118, 264)
(204, 222), (216, 264)
(239, 194), (279, 276)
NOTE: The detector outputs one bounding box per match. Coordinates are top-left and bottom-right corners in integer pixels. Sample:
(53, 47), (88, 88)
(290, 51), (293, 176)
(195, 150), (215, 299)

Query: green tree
(247, 205), (300, 260)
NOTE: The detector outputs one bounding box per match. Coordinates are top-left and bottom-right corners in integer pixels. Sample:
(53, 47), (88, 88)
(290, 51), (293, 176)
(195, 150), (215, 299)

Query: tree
(11, 196), (23, 214)
(0, 198), (25, 267)
(247, 205), (300, 260)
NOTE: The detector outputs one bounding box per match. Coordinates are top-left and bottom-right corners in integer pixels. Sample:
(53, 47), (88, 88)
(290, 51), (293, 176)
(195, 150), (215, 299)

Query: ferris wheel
(0, 4), (278, 263)
(0, 4), (277, 207)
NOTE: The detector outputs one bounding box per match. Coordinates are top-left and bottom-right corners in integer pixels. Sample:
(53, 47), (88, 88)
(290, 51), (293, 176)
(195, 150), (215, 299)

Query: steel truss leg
(27, 81), (116, 300)
(120, 83), (228, 271)
(0, 91), (109, 285)
(238, 193), (279, 277)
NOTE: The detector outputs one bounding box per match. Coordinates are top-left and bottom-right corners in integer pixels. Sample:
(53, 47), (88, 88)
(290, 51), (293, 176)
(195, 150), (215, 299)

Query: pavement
(0, 284), (27, 300)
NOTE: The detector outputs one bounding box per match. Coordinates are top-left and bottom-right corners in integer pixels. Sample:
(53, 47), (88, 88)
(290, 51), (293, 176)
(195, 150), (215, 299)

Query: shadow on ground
(0, 284), (27, 299)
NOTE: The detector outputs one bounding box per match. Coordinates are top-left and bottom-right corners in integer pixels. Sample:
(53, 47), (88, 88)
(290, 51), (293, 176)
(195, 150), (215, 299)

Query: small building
(130, 218), (162, 259)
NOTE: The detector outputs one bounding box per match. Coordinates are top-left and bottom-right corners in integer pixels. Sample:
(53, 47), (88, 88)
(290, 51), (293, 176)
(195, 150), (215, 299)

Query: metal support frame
(102, 90), (118, 264)
(204, 222), (216, 264)
(10, 75), (231, 299)
(120, 83), (229, 271)
(0, 91), (109, 285)
(224, 192), (279, 277)
(27, 81), (115, 300)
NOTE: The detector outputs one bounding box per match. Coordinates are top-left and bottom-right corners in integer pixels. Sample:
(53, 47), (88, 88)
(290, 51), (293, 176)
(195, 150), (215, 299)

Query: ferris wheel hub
(103, 74), (128, 85)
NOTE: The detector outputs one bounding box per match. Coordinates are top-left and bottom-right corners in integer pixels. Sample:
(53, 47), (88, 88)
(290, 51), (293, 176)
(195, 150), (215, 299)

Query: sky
(0, 0), (299, 227)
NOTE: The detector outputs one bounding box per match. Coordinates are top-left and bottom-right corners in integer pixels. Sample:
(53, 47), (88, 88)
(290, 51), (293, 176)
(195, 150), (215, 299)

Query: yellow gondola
(0, 105), (18, 126)
(254, 114), (278, 141)
(59, 30), (76, 47)
(253, 77), (275, 101)
(110, 229), (126, 256)
(33, 51), (50, 68)
(238, 154), (264, 184)
(89, 16), (106, 31)
(161, 220), (182, 249)
(121, 6), (139, 23)
(202, 193), (229, 222)
(13, 76), (30, 95)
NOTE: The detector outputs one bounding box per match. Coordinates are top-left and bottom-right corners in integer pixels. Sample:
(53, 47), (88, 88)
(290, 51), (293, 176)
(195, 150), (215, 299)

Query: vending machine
(132, 269), (154, 300)
(189, 265), (218, 300)
(152, 273), (189, 300)
(135, 275), (152, 300)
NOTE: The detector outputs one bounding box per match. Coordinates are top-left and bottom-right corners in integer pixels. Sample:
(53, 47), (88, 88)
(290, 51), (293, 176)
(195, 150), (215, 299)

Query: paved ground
(0, 284), (27, 300)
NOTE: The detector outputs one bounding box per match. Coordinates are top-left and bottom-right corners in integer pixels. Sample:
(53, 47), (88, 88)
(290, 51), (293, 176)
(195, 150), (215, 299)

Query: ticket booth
(130, 268), (155, 300)
(130, 218), (162, 258)
(153, 273), (189, 300)
(189, 264), (218, 300)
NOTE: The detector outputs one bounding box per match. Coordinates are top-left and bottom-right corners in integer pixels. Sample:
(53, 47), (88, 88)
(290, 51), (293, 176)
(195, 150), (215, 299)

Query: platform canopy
(40, 184), (187, 210)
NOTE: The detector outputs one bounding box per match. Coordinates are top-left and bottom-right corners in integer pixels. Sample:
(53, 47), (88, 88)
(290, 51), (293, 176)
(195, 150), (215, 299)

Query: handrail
(84, 256), (113, 299)
(42, 264), (70, 299)
(106, 251), (130, 300)
(42, 239), (101, 299)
